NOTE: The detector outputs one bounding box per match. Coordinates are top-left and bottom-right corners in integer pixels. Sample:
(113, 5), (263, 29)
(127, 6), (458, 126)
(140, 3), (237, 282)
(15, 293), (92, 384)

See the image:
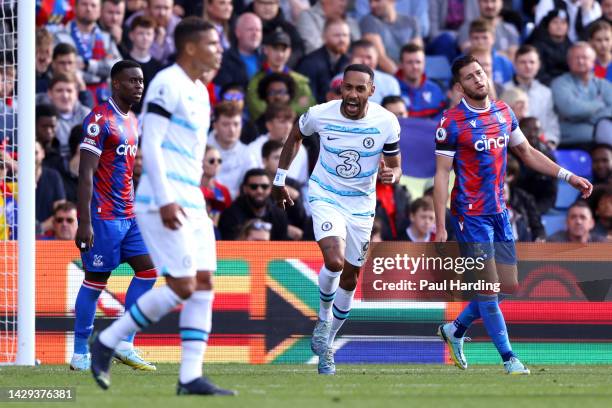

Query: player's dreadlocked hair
(451, 54), (483, 83)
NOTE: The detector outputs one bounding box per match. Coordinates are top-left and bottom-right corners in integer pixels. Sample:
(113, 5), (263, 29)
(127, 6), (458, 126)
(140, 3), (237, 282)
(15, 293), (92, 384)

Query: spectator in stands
(381, 95), (408, 118)
(396, 43), (446, 120)
(208, 102), (259, 199)
(35, 140), (66, 234)
(591, 143), (612, 186)
(457, 0), (519, 59)
(38, 43), (94, 108)
(354, 0), (429, 37)
(201, 145), (232, 234)
(331, 39), (401, 104)
(601, 0), (612, 25)
(376, 178), (411, 241)
(261, 139), (311, 240)
(249, 104), (308, 185)
(0, 66), (17, 155)
(247, 29), (314, 119)
(469, 48), (504, 99)
(218, 83), (260, 143)
(588, 20), (612, 82)
(296, 0), (360, 54)
(359, 0), (422, 74)
(535, 0), (602, 43)
(296, 18), (350, 103)
(529, 8), (572, 86)
(35, 104), (64, 172)
(593, 190), (612, 240)
(514, 117), (558, 214)
(505, 155), (547, 241)
(124, 0), (179, 65)
(551, 42), (612, 147)
(246, 0), (305, 67)
(547, 200), (608, 242)
(500, 87), (528, 121)
(36, 28), (54, 94)
(125, 15), (162, 113)
(0, 158), (16, 240)
(99, 0), (126, 50)
(237, 218), (272, 240)
(61, 126), (82, 203)
(325, 77), (343, 102)
(125, 0), (147, 19)
(54, 0), (121, 104)
(36, 0), (76, 29)
(218, 168), (289, 240)
(214, 12), (263, 90)
(503, 44), (561, 146)
(428, 0), (479, 63)
(46, 202), (79, 240)
(203, 0), (233, 50)
(397, 198), (436, 241)
(45, 73), (91, 159)
(255, 73), (295, 122)
(468, 18), (514, 85)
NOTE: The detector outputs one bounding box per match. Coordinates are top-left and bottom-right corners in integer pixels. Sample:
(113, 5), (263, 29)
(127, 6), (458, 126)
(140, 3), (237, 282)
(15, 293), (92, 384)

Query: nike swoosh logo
(327, 136), (339, 140)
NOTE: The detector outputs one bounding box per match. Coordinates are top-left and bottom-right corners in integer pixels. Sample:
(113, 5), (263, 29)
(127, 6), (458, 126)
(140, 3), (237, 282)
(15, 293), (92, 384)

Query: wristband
(273, 168), (288, 186)
(557, 167), (574, 182)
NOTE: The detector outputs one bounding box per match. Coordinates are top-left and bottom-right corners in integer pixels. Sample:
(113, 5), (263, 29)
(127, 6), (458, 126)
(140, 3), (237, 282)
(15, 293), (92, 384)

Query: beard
(463, 86), (489, 101)
(246, 194), (267, 210)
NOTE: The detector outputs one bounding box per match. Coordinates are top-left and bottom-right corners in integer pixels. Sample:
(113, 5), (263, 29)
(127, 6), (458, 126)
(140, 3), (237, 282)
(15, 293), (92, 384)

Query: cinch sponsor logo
(116, 140), (138, 157)
(474, 134), (509, 152)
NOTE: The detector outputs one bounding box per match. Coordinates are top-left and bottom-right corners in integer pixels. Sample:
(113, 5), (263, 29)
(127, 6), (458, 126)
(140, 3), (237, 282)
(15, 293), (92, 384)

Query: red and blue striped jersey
(434, 98), (525, 216)
(80, 98), (139, 220)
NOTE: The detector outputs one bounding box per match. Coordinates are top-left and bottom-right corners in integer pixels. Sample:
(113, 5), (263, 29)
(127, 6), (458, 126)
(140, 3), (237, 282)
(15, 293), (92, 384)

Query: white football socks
(179, 290), (214, 384)
(318, 266), (342, 321)
(328, 287), (355, 347)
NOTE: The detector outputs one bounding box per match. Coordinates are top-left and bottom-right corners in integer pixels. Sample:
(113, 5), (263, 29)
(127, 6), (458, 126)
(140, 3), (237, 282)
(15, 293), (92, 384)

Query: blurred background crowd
(0, 0), (610, 243)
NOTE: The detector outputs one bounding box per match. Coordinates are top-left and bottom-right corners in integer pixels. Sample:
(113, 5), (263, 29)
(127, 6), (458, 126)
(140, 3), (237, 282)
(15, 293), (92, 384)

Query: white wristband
(557, 167), (574, 182)
(273, 168), (288, 186)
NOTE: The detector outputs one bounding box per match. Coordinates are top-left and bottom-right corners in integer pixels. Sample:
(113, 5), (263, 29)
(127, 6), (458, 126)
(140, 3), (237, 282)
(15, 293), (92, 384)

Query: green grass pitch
(1, 364), (611, 408)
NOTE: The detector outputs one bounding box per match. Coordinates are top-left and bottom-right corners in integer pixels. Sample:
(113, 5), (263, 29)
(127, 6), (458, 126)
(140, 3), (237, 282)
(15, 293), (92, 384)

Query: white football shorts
(310, 200), (374, 267)
(136, 211), (216, 277)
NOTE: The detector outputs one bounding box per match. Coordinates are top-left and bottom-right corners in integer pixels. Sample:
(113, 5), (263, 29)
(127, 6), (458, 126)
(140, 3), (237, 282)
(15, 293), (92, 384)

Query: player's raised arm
(75, 149), (100, 251)
(510, 139), (593, 199)
(271, 120), (305, 210)
(379, 152), (402, 184)
(433, 155), (453, 242)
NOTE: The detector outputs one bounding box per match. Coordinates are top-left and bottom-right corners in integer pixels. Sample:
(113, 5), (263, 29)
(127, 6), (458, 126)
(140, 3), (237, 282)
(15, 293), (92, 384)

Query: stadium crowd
(0, 0), (611, 242)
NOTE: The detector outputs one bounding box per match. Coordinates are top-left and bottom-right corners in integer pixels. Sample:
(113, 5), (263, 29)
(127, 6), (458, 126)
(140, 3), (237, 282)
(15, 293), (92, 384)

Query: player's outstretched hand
(569, 175), (593, 199)
(379, 159), (396, 184)
(271, 185), (294, 210)
(75, 222), (94, 252)
(160, 202), (187, 230)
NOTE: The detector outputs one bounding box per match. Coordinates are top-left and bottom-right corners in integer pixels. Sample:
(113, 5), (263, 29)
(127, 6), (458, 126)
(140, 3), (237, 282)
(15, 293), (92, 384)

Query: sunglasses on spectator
(248, 183), (271, 191)
(268, 89), (289, 96)
(55, 217), (76, 224)
(223, 92), (244, 101)
(207, 158), (223, 165)
(249, 220), (272, 231)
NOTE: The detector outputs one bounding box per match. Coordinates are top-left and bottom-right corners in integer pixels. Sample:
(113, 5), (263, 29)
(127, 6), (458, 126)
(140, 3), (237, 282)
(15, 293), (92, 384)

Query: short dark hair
(36, 104), (58, 120)
(515, 44), (539, 60)
(257, 72), (296, 100)
(344, 63), (374, 82)
(49, 73), (78, 89)
(350, 39), (375, 52)
(53, 201), (77, 216)
(568, 199), (592, 216)
(262, 140), (284, 159)
(381, 95), (404, 108)
(129, 15), (156, 32)
(591, 143), (612, 155)
(110, 59), (142, 79)
(451, 54), (482, 83)
(213, 101), (243, 119)
(242, 168), (269, 187)
(263, 103), (295, 123)
(469, 18), (493, 35)
(400, 42), (423, 61)
(174, 16), (215, 54)
(588, 20), (611, 40)
(52, 42), (77, 60)
(410, 198), (434, 215)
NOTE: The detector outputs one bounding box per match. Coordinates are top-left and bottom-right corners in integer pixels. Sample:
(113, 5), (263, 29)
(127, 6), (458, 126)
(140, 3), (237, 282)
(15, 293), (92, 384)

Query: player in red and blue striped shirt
(433, 55), (592, 375)
(72, 60), (156, 372)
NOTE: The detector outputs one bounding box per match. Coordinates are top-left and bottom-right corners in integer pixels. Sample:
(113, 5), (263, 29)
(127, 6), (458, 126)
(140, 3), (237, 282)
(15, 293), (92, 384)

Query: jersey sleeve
(506, 104), (526, 147)
(383, 114), (401, 156)
(145, 75), (180, 119)
(80, 111), (108, 156)
(298, 106), (318, 136)
(434, 114), (457, 158)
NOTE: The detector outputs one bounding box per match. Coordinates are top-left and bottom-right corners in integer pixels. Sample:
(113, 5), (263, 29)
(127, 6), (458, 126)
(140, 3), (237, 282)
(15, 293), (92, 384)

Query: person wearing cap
(244, 0), (306, 67)
(247, 28), (315, 119)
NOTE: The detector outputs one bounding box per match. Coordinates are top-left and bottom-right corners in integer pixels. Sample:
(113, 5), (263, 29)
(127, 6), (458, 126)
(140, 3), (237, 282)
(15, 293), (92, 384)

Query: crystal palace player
(272, 64), (402, 375)
(73, 60), (156, 372)
(90, 17), (235, 396)
(433, 55), (593, 374)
